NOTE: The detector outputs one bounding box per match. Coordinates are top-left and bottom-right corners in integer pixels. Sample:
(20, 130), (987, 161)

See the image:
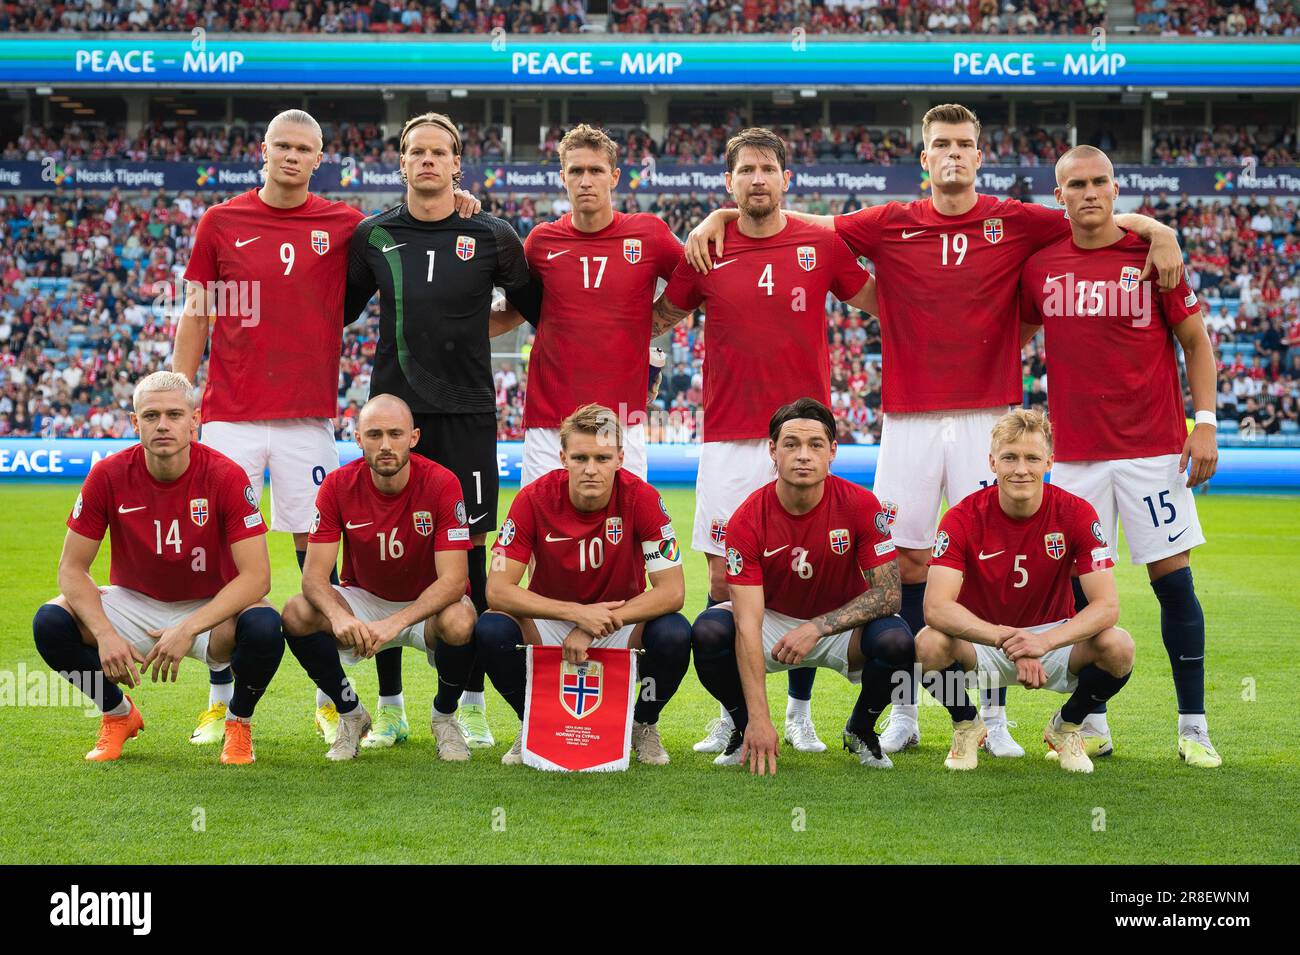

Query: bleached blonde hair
(132, 371), (196, 410)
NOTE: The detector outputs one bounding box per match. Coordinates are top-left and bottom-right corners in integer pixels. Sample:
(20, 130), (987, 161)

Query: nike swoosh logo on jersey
(381, 243), (406, 253)
(234, 236), (261, 248)
(345, 520), (373, 530)
(711, 258), (739, 269)
(901, 230), (927, 239)
(978, 550), (1005, 560)
(547, 249), (571, 260)
(469, 513), (488, 525)
(545, 533), (573, 542)
(1045, 274), (1069, 284)
(117, 505), (146, 514)
(1167, 528), (1188, 543)
(763, 545), (790, 557)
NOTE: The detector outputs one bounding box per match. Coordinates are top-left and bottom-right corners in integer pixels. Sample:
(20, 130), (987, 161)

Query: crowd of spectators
(4, 0), (1294, 35)
(3, 187), (1297, 445)
(1150, 125), (1297, 168)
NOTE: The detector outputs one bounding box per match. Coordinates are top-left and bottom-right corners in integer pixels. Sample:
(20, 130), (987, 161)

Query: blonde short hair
(990, 407), (1053, 453)
(559, 124), (619, 170)
(1054, 144), (1115, 185)
(132, 371), (196, 410)
(559, 403), (623, 450)
(922, 103), (981, 149)
(265, 109), (323, 147)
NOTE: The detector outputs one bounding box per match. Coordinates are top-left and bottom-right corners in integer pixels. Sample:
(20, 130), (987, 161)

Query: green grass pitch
(2, 483), (1297, 864)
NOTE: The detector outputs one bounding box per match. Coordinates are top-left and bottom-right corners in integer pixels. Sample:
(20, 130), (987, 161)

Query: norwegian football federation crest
(456, 235), (476, 261)
(879, 499), (898, 527)
(413, 511), (434, 536)
(189, 498), (209, 527)
(797, 245), (817, 271)
(710, 518), (728, 546)
(605, 517), (623, 545)
(983, 218), (1004, 244)
(623, 238), (642, 264)
(311, 230), (329, 255)
(829, 528), (851, 555)
(1119, 266), (1141, 292)
(1045, 532), (1067, 560)
(498, 518), (516, 547)
(932, 530), (950, 559)
(726, 546), (743, 576)
(561, 659), (603, 719)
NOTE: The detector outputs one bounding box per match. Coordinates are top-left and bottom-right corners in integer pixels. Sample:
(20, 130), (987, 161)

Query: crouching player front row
(476, 403), (692, 766)
(281, 394), (479, 762)
(692, 398), (915, 775)
(917, 408), (1135, 773)
(32, 371), (283, 765)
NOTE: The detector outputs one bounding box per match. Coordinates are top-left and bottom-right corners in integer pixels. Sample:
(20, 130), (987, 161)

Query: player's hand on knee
(562, 628), (594, 665)
(772, 623), (818, 665)
(1015, 658), (1047, 690)
(1001, 628), (1050, 661)
(741, 718), (780, 776)
(144, 624), (193, 682)
(452, 189), (482, 218)
(98, 632), (145, 688)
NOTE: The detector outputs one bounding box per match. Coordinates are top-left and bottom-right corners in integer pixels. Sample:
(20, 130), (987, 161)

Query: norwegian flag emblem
(983, 219), (1003, 244)
(413, 510), (434, 536)
(456, 235), (475, 261)
(829, 528), (850, 555)
(710, 518), (728, 546)
(880, 500), (898, 526)
(623, 238), (642, 264)
(605, 517), (623, 545)
(311, 230), (329, 255)
(1119, 266), (1141, 292)
(797, 245), (816, 271)
(561, 659), (603, 719)
(189, 498), (209, 527)
(1045, 532), (1066, 560)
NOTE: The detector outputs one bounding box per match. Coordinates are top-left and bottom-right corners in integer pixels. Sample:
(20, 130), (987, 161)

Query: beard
(367, 451), (408, 477)
(739, 196), (777, 220)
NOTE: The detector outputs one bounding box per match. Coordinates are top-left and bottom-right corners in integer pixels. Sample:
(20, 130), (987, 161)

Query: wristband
(1194, 411), (1218, 429)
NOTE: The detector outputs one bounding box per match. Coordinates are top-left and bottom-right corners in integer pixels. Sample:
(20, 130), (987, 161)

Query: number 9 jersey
(492, 469), (682, 604)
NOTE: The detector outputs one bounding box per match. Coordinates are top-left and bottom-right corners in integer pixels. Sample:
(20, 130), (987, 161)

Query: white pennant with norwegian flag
(521, 646), (638, 772)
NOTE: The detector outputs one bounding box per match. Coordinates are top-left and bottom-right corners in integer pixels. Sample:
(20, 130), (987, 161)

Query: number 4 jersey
(929, 484), (1114, 628)
(309, 453), (471, 601)
(492, 468), (682, 604)
(66, 442), (267, 602)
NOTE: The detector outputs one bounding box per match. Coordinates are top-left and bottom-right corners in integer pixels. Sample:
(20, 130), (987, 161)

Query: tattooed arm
(651, 292), (692, 339)
(769, 561), (902, 666)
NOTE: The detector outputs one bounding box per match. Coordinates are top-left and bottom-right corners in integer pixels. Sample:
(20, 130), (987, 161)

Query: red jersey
(1019, 231), (1200, 461)
(184, 189), (364, 423)
(493, 468), (681, 605)
(663, 216), (870, 441)
(725, 474), (897, 619)
(66, 442), (267, 602)
(309, 453), (470, 602)
(834, 195), (1069, 413)
(930, 484), (1113, 628)
(522, 211), (681, 428)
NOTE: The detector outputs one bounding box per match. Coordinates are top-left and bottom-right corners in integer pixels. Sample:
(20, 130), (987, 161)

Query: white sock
(209, 681), (233, 707)
(105, 697), (131, 717)
(981, 704), (1006, 725)
(786, 696), (811, 720)
(432, 702), (456, 719)
(891, 703), (918, 724)
(378, 693), (404, 710)
(1179, 714), (1208, 737)
(227, 711), (251, 724)
(460, 691), (485, 708)
(316, 688), (331, 708)
(1083, 712), (1111, 735)
(719, 702), (731, 725)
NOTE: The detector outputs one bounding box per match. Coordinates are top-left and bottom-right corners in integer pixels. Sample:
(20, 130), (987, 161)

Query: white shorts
(873, 407), (1008, 550)
(717, 603), (861, 683)
(692, 439), (776, 556)
(332, 585), (431, 667)
(532, 616), (637, 649)
(201, 417), (338, 534)
(972, 620), (1078, 694)
(520, 424), (648, 488)
(98, 586), (224, 669)
(1050, 455), (1206, 565)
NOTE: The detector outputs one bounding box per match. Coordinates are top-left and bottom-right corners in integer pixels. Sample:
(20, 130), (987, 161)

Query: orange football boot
(85, 698), (144, 761)
(220, 719), (256, 765)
